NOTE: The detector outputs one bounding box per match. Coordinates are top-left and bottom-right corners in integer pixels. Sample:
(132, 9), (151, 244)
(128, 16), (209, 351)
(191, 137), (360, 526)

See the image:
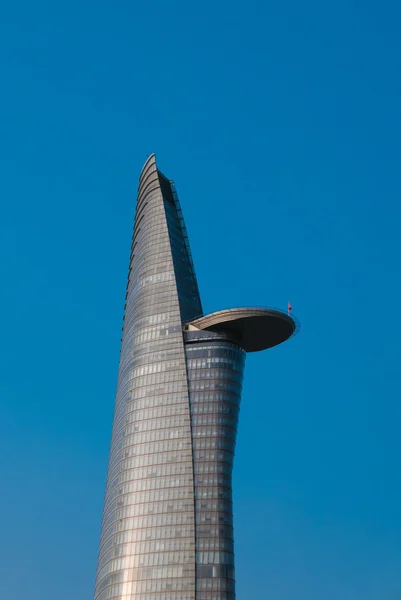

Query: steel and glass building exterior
(94, 154), (297, 600)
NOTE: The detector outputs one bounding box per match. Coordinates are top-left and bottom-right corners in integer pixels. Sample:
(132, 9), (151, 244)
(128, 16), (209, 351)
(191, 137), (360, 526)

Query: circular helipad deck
(188, 307), (298, 352)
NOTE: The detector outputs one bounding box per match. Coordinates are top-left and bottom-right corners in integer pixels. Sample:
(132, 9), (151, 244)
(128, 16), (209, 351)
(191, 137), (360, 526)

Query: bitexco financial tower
(94, 155), (298, 600)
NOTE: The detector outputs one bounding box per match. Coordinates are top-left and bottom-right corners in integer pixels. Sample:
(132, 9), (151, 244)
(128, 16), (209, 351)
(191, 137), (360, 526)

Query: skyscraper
(94, 154), (298, 600)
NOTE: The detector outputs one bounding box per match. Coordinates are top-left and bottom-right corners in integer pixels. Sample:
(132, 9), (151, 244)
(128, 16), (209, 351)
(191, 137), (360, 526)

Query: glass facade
(185, 332), (245, 600)
(95, 156), (197, 600)
(94, 154), (296, 600)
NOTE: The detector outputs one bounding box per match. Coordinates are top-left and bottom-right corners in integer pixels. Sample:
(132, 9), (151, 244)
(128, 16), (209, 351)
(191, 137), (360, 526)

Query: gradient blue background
(1, 1), (400, 598)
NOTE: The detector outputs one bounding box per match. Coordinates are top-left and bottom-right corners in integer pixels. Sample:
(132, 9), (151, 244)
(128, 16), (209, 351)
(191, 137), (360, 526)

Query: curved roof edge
(139, 153), (157, 177)
(187, 307), (300, 352)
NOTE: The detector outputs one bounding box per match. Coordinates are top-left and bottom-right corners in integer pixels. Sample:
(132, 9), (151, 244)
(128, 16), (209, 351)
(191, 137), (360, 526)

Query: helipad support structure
(94, 154), (298, 600)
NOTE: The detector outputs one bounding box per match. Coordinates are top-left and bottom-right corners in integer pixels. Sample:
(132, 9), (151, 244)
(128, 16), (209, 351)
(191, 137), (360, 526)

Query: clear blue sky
(1, 1), (400, 598)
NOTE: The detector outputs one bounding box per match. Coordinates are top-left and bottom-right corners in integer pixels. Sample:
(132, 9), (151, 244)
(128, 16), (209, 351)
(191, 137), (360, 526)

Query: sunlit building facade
(94, 154), (297, 600)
